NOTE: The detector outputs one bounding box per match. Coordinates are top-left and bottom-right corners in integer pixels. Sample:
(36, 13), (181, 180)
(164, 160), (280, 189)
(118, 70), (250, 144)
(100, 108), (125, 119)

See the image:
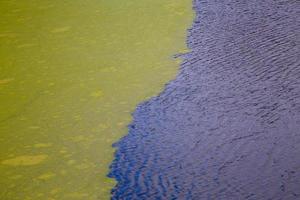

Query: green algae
(0, 0), (193, 199)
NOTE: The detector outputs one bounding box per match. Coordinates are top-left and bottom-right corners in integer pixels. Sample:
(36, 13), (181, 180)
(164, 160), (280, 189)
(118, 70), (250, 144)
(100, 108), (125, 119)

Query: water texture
(0, 0), (192, 199)
(109, 0), (300, 199)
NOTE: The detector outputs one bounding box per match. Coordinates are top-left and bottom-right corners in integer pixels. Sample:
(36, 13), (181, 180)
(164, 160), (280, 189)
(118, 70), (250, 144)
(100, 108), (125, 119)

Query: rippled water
(110, 0), (300, 199)
(0, 0), (192, 199)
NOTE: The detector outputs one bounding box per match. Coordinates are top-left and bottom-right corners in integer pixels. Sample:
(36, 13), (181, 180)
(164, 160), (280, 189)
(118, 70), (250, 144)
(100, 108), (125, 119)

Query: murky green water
(0, 0), (192, 199)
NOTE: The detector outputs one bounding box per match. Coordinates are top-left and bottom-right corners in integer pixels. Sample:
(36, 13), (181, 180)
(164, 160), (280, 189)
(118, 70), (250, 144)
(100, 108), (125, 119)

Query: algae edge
(107, 0), (195, 198)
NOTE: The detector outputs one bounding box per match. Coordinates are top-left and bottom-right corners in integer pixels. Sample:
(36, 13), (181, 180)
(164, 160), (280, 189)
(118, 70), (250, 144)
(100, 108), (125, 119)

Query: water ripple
(109, 0), (300, 199)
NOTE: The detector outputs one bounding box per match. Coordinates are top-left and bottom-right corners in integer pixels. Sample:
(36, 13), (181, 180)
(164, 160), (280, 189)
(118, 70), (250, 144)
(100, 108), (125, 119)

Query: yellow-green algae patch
(0, 0), (193, 199)
(1, 155), (48, 166)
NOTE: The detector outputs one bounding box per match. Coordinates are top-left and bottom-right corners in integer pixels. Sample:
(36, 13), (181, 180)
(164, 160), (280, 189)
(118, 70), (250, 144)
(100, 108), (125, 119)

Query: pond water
(109, 0), (300, 199)
(0, 0), (193, 199)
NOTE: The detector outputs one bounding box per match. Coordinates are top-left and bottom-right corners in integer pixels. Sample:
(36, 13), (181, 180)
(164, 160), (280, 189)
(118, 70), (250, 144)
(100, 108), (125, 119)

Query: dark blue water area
(108, 0), (300, 199)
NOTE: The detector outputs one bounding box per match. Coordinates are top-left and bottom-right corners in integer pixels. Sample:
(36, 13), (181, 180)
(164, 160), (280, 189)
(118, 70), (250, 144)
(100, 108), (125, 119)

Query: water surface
(0, 0), (193, 199)
(109, 0), (300, 199)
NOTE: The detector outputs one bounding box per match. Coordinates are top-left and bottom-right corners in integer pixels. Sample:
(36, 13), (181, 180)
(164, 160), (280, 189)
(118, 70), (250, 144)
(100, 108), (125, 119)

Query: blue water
(109, 0), (300, 199)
